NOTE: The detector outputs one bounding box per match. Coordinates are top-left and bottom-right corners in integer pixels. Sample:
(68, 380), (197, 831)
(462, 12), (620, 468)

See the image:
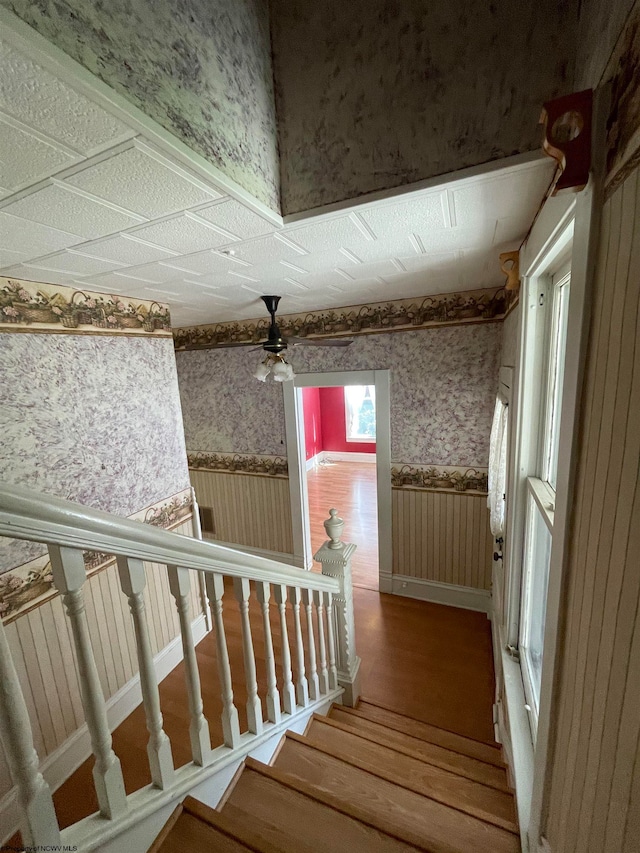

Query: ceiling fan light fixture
(254, 353), (295, 383)
(253, 359), (271, 382)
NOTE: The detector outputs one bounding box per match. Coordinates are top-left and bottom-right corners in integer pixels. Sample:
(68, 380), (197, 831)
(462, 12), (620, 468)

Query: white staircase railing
(0, 483), (360, 850)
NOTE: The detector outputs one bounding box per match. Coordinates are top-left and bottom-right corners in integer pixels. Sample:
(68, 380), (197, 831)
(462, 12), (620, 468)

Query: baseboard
(319, 451), (376, 464)
(391, 575), (492, 614)
(0, 613), (208, 841)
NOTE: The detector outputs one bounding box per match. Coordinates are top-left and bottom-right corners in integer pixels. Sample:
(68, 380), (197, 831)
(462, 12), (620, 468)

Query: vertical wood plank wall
(0, 518), (202, 800)
(546, 168), (640, 852)
(190, 469), (493, 590)
(392, 489), (493, 589)
(189, 470), (294, 555)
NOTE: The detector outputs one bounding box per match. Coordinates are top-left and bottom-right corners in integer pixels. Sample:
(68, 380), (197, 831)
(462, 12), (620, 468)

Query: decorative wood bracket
(540, 89), (593, 194)
(499, 250), (520, 292)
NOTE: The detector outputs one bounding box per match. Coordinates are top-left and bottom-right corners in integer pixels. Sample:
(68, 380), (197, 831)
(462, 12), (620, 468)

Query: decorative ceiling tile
(452, 163), (554, 227)
(359, 192), (447, 239)
(74, 273), (134, 293)
(0, 210), (81, 255)
(29, 250), (126, 276)
(229, 234), (307, 266)
(114, 262), (188, 284)
(2, 183), (144, 239)
(128, 215), (233, 254)
(0, 114), (77, 191)
(0, 41), (134, 155)
(397, 252), (458, 273)
(0, 264), (79, 285)
(285, 215), (374, 255)
(0, 247), (27, 269)
(64, 144), (220, 218)
(289, 249), (359, 274)
(76, 234), (179, 266)
(160, 249), (248, 276)
(194, 198), (278, 239)
(336, 258), (401, 280)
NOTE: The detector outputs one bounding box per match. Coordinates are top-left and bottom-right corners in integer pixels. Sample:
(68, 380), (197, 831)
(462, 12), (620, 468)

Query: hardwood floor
(306, 460), (378, 590)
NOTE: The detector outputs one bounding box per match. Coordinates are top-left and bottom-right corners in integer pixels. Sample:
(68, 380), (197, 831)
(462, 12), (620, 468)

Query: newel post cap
(323, 508), (344, 549)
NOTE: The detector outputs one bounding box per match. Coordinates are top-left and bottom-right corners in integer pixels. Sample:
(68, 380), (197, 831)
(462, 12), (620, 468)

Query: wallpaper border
(0, 488), (192, 623)
(188, 451), (289, 477)
(0, 277), (172, 336)
(604, 4), (640, 197)
(391, 464), (488, 494)
(173, 286), (514, 350)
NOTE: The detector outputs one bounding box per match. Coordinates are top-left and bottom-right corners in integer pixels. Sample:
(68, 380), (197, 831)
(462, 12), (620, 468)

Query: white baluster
(233, 577), (263, 735)
(116, 557), (174, 788)
(314, 590), (330, 695)
(0, 617), (60, 846)
(301, 589), (320, 700)
(256, 582), (281, 724)
(48, 545), (127, 818)
(190, 486), (212, 632)
(325, 591), (339, 691)
(204, 574), (241, 747)
(314, 509), (362, 706)
(167, 565), (211, 765)
(288, 587), (309, 707)
(274, 585), (296, 715)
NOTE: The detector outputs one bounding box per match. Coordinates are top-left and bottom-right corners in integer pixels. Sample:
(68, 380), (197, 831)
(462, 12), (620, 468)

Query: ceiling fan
(217, 295), (354, 354)
(218, 296), (353, 382)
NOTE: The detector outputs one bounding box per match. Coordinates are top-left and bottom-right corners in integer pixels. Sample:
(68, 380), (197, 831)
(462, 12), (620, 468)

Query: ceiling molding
(282, 151), (548, 225)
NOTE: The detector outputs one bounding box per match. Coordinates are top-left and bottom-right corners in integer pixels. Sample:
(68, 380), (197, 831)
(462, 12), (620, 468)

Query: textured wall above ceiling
(270, 0), (578, 214)
(0, 0), (280, 211)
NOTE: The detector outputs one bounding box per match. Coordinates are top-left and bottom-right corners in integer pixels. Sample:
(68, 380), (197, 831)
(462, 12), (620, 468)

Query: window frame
(344, 384), (377, 443)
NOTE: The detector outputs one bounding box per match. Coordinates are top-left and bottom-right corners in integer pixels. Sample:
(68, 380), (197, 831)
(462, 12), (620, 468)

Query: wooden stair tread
(272, 735), (519, 853)
(329, 705), (510, 792)
(356, 700), (505, 767)
(149, 797), (256, 853)
(220, 759), (424, 852)
(303, 716), (518, 832)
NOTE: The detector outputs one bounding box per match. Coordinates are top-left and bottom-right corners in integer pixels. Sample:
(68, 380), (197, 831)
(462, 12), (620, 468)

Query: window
(344, 385), (376, 442)
(519, 266), (571, 736)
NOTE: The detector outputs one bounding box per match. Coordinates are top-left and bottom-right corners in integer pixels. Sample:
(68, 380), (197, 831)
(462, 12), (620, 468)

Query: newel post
(314, 509), (361, 707)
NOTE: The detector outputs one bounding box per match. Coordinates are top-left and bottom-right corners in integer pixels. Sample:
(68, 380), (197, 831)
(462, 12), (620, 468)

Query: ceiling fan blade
(211, 340), (265, 348)
(289, 337), (353, 347)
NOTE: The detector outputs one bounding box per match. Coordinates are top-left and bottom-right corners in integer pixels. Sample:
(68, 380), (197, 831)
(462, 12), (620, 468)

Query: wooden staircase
(150, 699), (520, 853)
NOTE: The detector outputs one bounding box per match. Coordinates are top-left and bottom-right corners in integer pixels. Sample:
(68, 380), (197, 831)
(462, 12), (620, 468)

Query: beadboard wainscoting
(391, 489), (493, 609)
(545, 164), (640, 853)
(189, 469), (294, 558)
(0, 518), (203, 805)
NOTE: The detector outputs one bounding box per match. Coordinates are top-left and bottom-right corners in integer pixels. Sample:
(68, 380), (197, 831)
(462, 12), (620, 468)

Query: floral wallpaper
(176, 322), (502, 468)
(2, 0), (280, 209)
(1, 332), (191, 573)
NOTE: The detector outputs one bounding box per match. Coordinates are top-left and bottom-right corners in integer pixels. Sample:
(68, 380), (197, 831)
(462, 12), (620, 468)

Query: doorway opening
(302, 384), (378, 590)
(283, 370), (392, 593)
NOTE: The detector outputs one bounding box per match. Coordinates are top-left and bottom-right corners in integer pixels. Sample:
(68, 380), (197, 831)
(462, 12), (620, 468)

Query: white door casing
(283, 370), (392, 592)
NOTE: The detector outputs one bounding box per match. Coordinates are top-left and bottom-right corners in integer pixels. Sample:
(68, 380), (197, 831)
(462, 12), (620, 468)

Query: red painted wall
(302, 386), (323, 460)
(318, 387), (376, 453)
